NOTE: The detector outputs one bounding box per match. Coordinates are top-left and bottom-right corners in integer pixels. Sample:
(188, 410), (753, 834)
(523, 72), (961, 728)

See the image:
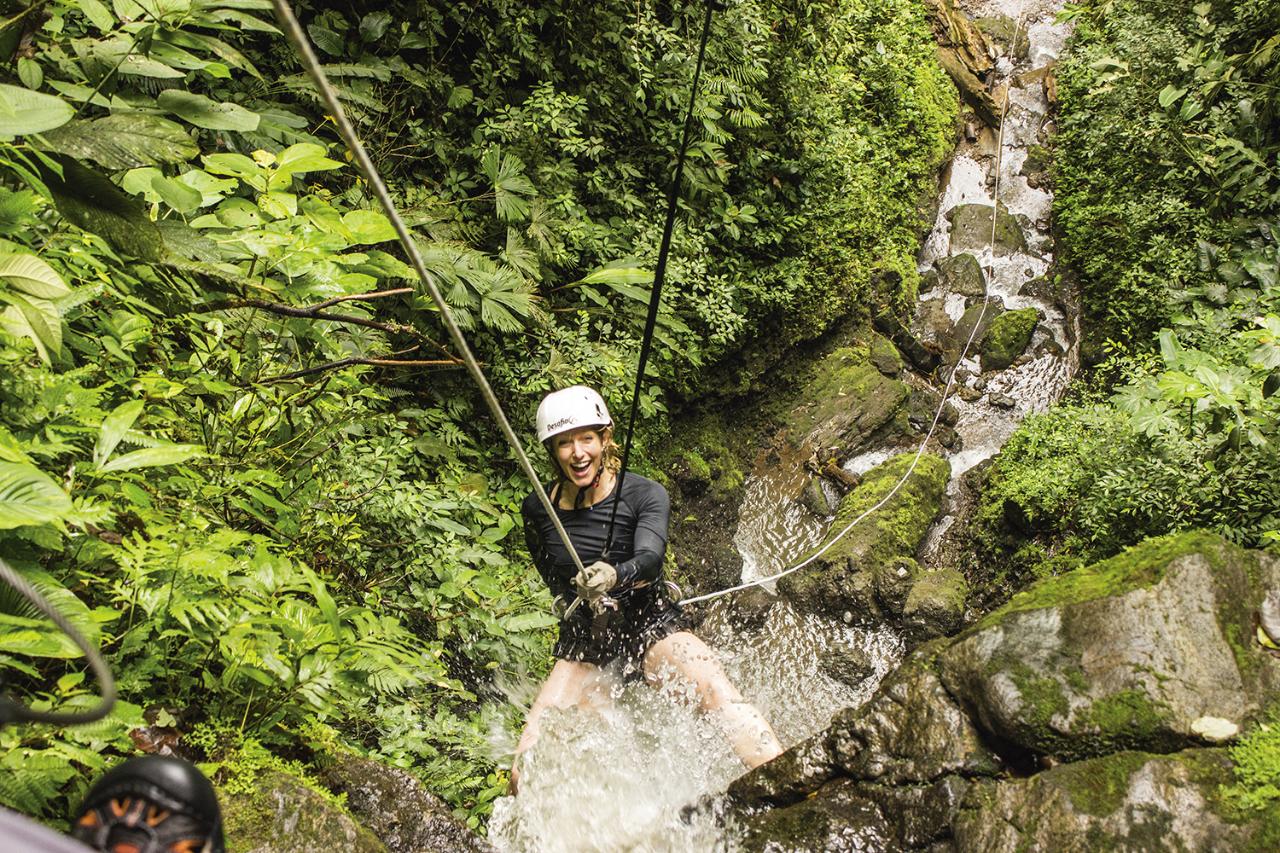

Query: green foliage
(1224, 710), (1280, 814)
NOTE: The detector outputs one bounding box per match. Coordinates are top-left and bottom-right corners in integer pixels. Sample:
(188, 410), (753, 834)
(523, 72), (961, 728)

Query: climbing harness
(681, 19), (1025, 606)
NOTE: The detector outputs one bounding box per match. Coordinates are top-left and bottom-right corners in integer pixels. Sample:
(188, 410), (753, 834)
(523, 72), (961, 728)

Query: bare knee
(644, 631), (743, 713)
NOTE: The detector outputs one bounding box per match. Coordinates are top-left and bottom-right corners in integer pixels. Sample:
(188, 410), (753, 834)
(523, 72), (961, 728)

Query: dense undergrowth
(0, 0), (954, 830)
(969, 0), (1280, 817)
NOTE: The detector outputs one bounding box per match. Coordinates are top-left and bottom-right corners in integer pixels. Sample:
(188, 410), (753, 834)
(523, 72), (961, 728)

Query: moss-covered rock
(868, 333), (904, 377)
(320, 754), (494, 853)
(902, 566), (968, 639)
(738, 778), (891, 852)
(219, 769), (385, 853)
(980, 306), (1039, 371)
(947, 203), (1027, 256)
(781, 345), (912, 457)
(953, 748), (1280, 852)
(939, 533), (1280, 763)
(934, 252), (987, 296)
(777, 452), (949, 617)
(975, 15), (1030, 62)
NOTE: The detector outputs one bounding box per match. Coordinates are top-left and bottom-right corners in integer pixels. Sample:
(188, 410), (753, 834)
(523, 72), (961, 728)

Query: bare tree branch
(262, 356), (471, 383)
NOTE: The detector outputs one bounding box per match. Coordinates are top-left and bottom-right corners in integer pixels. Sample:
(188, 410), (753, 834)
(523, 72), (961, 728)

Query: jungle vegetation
(0, 0), (954, 828)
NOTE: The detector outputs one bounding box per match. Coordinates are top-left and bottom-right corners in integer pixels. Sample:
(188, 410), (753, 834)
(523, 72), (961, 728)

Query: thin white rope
(683, 22), (1022, 606)
(269, 0), (586, 573)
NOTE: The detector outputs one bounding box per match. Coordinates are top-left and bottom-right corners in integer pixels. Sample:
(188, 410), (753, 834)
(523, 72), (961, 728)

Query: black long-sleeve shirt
(521, 473), (670, 598)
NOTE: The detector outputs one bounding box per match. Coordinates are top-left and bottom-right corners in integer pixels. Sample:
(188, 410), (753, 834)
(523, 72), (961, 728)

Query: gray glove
(574, 560), (617, 601)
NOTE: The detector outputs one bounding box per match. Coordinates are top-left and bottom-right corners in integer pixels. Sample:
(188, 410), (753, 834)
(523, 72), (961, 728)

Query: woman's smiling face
(553, 426), (606, 489)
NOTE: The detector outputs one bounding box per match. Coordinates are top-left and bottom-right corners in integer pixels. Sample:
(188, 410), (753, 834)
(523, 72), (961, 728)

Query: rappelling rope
(683, 20), (1023, 606)
(270, 0), (587, 574)
(604, 0), (722, 556)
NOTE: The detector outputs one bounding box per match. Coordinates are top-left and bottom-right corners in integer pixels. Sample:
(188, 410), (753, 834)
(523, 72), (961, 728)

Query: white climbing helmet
(536, 386), (612, 443)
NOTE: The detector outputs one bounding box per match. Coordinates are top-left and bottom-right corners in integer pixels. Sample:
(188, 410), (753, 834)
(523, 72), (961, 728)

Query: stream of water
(489, 3), (1072, 849)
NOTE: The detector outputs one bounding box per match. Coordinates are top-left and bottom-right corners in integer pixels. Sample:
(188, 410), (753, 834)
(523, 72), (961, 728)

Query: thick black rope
(604, 0), (721, 556)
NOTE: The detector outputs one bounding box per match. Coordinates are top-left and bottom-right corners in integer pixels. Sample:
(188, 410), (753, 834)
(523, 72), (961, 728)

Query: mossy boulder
(938, 532), (1280, 763)
(902, 566), (968, 640)
(943, 298), (1002, 366)
(868, 333), (904, 377)
(320, 754), (494, 853)
(953, 748), (1280, 852)
(782, 345), (912, 457)
(219, 769), (385, 853)
(947, 203), (1027, 256)
(934, 252), (987, 296)
(738, 778), (891, 852)
(777, 452), (949, 618)
(975, 15), (1030, 61)
(980, 306), (1039, 371)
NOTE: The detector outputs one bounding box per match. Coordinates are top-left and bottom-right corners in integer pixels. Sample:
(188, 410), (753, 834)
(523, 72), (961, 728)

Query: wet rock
(934, 253), (987, 296)
(975, 15), (1030, 62)
(220, 770), (385, 853)
(944, 298), (1002, 366)
(940, 401), (960, 426)
(798, 476), (835, 517)
(1019, 274), (1066, 306)
(972, 376), (988, 392)
(869, 333), (904, 377)
(321, 756), (493, 853)
(937, 425), (960, 450)
(903, 567), (968, 640)
(729, 584), (780, 632)
(914, 297), (955, 345)
(875, 309), (942, 373)
(868, 775), (970, 850)
(922, 0), (998, 127)
(958, 385), (982, 402)
(778, 453), (949, 618)
(953, 749), (1280, 851)
(907, 387), (944, 429)
(979, 307), (1039, 371)
(920, 267), (940, 293)
(988, 392), (1016, 409)
(784, 345), (912, 457)
(937, 532), (1280, 763)
(875, 556), (921, 617)
(1020, 143), (1052, 190)
(947, 203), (1027, 256)
(820, 642), (877, 687)
(739, 778), (891, 853)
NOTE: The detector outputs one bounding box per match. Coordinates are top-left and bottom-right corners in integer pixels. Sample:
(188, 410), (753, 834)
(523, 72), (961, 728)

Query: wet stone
(947, 203), (1027, 256)
(979, 307), (1039, 371)
(919, 267), (940, 293)
(870, 333), (905, 377)
(934, 253), (987, 296)
(799, 476), (835, 517)
(988, 392), (1016, 409)
(875, 556), (920, 617)
(820, 642), (878, 686)
(975, 15), (1030, 62)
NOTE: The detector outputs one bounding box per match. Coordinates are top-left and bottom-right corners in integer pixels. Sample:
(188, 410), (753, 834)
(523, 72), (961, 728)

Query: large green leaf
(39, 115), (198, 170)
(99, 444), (203, 473)
(0, 291), (61, 362)
(0, 461), (72, 529)
(94, 400), (144, 468)
(0, 253), (72, 299)
(0, 568), (100, 659)
(156, 90), (260, 132)
(0, 84), (74, 137)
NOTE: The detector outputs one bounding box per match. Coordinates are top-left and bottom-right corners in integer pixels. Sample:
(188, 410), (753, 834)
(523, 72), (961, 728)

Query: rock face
(220, 770), (385, 853)
(980, 306), (1038, 371)
(939, 532), (1280, 763)
(934, 252), (986, 296)
(948, 203), (1027, 256)
(783, 345), (912, 457)
(923, 0), (999, 126)
(777, 452), (949, 622)
(954, 749), (1280, 852)
(729, 533), (1280, 850)
(321, 755), (495, 853)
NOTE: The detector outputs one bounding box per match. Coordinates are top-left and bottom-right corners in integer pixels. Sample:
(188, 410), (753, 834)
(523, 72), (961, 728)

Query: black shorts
(554, 586), (689, 677)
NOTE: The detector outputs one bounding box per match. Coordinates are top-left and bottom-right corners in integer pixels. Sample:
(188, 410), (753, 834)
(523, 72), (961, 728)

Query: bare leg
(643, 631), (783, 770)
(511, 659), (602, 793)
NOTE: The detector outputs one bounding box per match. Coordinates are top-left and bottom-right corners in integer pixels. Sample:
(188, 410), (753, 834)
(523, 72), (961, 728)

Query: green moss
(869, 333), (904, 376)
(1009, 664), (1069, 728)
(1055, 750), (1150, 816)
(975, 531), (1232, 630)
(1081, 690), (1172, 741)
(980, 307), (1039, 371)
(817, 452), (949, 565)
(783, 345), (911, 449)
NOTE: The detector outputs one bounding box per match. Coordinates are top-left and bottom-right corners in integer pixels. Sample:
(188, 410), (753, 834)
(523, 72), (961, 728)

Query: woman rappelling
(510, 386), (783, 792)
